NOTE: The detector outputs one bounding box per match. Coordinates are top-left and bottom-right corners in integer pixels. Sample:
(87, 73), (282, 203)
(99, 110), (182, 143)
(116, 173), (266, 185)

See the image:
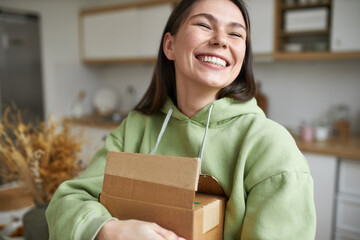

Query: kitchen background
(0, 0), (359, 134)
(0, 0), (359, 240)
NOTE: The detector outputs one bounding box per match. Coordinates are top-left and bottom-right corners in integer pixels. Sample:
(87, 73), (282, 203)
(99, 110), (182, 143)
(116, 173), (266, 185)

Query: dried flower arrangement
(0, 106), (85, 203)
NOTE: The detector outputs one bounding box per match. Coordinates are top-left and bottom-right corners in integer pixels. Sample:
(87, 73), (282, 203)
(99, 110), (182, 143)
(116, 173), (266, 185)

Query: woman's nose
(209, 34), (228, 49)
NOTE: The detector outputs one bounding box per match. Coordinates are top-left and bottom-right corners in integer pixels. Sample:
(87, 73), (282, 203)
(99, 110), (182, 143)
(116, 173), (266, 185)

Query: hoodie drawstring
(149, 107), (174, 155)
(149, 105), (214, 174)
(198, 104), (213, 164)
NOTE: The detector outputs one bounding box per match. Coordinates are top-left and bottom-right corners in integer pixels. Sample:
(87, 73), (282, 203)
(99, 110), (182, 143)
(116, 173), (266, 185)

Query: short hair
(135, 0), (255, 114)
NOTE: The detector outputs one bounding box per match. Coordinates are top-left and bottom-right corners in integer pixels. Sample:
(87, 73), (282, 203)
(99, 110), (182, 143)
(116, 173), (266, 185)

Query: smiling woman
(161, 0), (247, 117)
(134, 0), (255, 117)
(46, 1), (316, 240)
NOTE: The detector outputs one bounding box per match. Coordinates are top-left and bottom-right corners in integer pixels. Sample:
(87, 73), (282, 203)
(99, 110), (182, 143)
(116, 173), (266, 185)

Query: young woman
(46, 0), (316, 239)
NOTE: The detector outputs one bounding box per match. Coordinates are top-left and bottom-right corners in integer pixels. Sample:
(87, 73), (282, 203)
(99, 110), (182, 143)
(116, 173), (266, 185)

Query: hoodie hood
(160, 97), (265, 127)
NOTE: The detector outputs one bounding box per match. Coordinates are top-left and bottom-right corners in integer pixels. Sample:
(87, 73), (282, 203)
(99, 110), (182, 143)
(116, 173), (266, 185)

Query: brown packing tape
(192, 193), (226, 239)
(203, 199), (220, 233)
(192, 193), (222, 234)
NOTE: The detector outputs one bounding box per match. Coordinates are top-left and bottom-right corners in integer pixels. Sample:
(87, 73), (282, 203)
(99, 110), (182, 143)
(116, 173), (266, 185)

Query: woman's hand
(95, 219), (186, 240)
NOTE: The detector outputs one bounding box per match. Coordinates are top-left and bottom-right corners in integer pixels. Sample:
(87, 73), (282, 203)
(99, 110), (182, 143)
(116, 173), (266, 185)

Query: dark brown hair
(135, 0), (255, 114)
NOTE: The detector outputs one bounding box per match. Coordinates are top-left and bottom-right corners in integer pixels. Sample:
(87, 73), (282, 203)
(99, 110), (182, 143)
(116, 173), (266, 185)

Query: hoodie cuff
(78, 215), (118, 240)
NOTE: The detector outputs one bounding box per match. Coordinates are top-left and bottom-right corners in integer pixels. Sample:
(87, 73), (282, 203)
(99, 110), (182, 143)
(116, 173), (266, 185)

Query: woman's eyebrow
(189, 13), (246, 30)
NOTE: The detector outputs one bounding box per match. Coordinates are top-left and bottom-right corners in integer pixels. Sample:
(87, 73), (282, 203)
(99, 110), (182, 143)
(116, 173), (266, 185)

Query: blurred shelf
(64, 115), (121, 129)
(281, 2), (331, 11)
(274, 51), (360, 61)
(280, 29), (330, 37)
(295, 136), (360, 160)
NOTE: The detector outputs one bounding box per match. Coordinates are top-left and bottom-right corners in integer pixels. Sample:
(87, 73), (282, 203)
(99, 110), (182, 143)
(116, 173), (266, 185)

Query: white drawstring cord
(198, 104), (214, 173)
(149, 107), (174, 155)
(149, 104), (214, 174)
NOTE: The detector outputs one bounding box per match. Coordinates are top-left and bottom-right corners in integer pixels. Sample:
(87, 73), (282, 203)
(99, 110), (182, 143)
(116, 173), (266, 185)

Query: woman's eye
(230, 33), (243, 38)
(196, 23), (211, 30)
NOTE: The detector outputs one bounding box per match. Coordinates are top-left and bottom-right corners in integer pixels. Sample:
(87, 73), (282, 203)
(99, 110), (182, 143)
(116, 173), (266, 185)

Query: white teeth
(199, 56), (226, 67)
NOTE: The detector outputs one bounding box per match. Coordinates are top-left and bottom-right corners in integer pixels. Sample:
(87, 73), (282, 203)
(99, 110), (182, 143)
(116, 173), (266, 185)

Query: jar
(301, 122), (315, 142)
(333, 105), (350, 138)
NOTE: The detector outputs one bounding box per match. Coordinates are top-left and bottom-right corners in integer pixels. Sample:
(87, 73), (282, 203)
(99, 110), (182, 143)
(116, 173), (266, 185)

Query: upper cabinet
(273, 0), (360, 60)
(331, 0), (360, 52)
(79, 0), (177, 64)
(79, 0), (360, 64)
(245, 0), (275, 58)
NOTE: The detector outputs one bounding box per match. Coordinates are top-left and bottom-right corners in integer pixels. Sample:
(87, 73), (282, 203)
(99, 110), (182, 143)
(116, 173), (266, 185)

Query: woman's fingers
(96, 219), (186, 240)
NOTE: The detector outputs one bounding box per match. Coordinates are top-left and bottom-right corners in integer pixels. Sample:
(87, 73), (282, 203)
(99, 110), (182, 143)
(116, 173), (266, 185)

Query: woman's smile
(196, 54), (229, 68)
(163, 0), (246, 95)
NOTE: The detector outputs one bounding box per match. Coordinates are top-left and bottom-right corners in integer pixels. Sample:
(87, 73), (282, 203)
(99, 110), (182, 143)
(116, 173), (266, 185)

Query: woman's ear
(163, 32), (175, 61)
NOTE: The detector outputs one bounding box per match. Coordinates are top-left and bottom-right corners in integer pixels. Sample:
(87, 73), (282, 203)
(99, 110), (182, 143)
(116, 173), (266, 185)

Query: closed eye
(229, 32), (244, 39)
(196, 23), (211, 30)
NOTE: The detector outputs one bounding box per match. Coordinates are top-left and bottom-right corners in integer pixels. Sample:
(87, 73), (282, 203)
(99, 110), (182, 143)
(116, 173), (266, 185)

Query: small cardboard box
(99, 151), (226, 240)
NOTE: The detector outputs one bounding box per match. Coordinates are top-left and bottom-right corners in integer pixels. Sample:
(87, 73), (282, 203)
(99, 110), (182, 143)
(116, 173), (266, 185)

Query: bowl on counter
(315, 125), (331, 141)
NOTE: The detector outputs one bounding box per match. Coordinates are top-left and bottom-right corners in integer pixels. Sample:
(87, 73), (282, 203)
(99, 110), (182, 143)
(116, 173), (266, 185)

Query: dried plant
(0, 106), (85, 203)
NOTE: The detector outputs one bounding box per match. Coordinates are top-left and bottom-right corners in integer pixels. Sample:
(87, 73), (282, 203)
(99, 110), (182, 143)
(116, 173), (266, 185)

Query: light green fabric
(46, 97), (316, 239)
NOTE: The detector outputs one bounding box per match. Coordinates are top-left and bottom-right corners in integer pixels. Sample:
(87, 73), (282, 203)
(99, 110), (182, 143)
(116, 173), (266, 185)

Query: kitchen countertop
(294, 136), (360, 160)
(65, 116), (360, 160)
(64, 115), (120, 129)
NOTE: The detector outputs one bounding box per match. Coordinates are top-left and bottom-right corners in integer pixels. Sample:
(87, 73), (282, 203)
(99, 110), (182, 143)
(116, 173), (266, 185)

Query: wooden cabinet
(331, 0), (360, 52)
(274, 0), (360, 60)
(274, 1), (332, 53)
(305, 153), (337, 240)
(245, 0), (274, 57)
(80, 0), (177, 64)
(335, 159), (360, 240)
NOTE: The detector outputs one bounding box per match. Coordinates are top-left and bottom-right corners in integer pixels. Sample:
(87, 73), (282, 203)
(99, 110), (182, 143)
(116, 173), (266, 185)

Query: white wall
(253, 60), (360, 134)
(97, 59), (360, 135)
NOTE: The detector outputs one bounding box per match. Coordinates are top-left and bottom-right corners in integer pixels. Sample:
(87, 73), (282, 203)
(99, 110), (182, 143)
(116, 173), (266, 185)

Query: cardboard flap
(197, 174), (226, 196)
(102, 151), (201, 208)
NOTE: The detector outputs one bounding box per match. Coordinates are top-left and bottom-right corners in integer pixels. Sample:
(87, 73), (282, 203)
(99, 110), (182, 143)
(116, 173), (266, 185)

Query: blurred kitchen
(0, 0), (359, 239)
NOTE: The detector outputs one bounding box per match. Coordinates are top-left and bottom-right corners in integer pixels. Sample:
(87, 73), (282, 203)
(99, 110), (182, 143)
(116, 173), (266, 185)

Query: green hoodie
(46, 97), (316, 239)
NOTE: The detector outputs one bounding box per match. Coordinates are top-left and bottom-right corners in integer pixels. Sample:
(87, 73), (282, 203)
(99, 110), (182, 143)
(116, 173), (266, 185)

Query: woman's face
(163, 0), (247, 96)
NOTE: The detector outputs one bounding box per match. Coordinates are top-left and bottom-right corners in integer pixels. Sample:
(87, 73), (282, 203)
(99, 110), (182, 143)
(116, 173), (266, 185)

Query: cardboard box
(99, 151), (227, 240)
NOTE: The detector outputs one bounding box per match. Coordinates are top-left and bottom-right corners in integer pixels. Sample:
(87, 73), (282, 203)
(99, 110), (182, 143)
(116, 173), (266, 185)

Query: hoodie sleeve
(45, 124), (125, 240)
(240, 171), (316, 240)
(239, 122), (316, 240)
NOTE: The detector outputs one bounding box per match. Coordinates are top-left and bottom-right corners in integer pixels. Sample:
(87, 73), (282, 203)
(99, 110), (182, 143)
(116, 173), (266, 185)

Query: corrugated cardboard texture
(102, 174), (194, 209)
(100, 192), (226, 240)
(100, 151), (226, 240)
(105, 151), (200, 191)
(100, 193), (195, 235)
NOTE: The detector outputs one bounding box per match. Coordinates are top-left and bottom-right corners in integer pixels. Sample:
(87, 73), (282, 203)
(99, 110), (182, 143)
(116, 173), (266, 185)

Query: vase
(22, 202), (49, 240)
